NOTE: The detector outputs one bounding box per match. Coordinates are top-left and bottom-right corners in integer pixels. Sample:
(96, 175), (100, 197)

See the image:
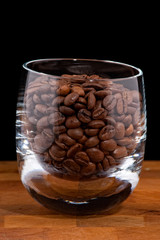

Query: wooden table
(0, 161), (160, 240)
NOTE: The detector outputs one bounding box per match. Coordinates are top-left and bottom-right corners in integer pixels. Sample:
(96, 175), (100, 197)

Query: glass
(16, 58), (147, 215)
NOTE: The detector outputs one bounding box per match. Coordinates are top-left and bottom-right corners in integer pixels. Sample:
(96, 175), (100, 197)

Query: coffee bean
(95, 89), (112, 98)
(56, 84), (70, 96)
(35, 104), (48, 114)
(85, 136), (99, 148)
(115, 122), (125, 139)
(53, 125), (66, 134)
(59, 106), (75, 115)
(49, 143), (66, 158)
(88, 120), (105, 129)
(37, 116), (49, 132)
(116, 98), (124, 115)
(81, 162), (96, 176)
(67, 143), (83, 158)
(52, 96), (64, 106)
(63, 159), (81, 173)
(33, 94), (41, 104)
(99, 125), (115, 140)
(87, 92), (96, 110)
(86, 148), (104, 162)
(71, 85), (85, 96)
(92, 108), (107, 120)
(103, 95), (117, 111)
(64, 92), (79, 106)
(84, 128), (99, 136)
(82, 82), (103, 90)
(34, 133), (53, 153)
(67, 128), (84, 140)
(41, 94), (55, 103)
(117, 137), (133, 146)
(56, 133), (76, 147)
(112, 146), (127, 159)
(100, 139), (117, 152)
(125, 124), (134, 136)
(78, 135), (88, 144)
(65, 115), (81, 128)
(77, 109), (91, 123)
(75, 151), (90, 166)
(48, 112), (65, 126)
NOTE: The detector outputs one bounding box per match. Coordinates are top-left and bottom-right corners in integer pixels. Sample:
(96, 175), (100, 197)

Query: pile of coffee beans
(23, 74), (142, 179)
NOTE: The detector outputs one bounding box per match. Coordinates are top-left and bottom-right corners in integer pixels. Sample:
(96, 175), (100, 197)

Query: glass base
(27, 182), (131, 215)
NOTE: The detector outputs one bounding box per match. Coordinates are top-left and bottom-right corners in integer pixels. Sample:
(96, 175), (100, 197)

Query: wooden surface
(0, 161), (160, 240)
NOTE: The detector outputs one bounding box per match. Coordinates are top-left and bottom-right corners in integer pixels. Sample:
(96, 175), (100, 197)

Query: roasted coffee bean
(84, 128), (99, 136)
(125, 124), (134, 136)
(82, 82), (103, 90)
(63, 159), (80, 173)
(59, 106), (75, 115)
(103, 116), (116, 126)
(77, 109), (91, 123)
(81, 162), (96, 176)
(52, 96), (64, 106)
(56, 84), (70, 96)
(78, 135), (88, 144)
(84, 136), (99, 148)
(33, 94), (41, 104)
(41, 94), (55, 103)
(49, 143), (66, 159)
(65, 115), (81, 128)
(99, 125), (115, 140)
(116, 98), (124, 115)
(35, 104), (48, 114)
(71, 85), (85, 96)
(88, 120), (105, 129)
(86, 148), (104, 163)
(67, 143), (83, 158)
(87, 92), (96, 110)
(112, 146), (127, 159)
(95, 89), (112, 98)
(75, 151), (90, 166)
(103, 95), (117, 111)
(133, 109), (140, 125)
(117, 137), (133, 146)
(102, 158), (110, 170)
(64, 92), (79, 106)
(92, 108), (107, 120)
(53, 125), (66, 134)
(100, 139), (117, 152)
(67, 128), (84, 140)
(48, 112), (65, 126)
(34, 133), (53, 153)
(37, 116), (49, 132)
(58, 133), (76, 146)
(107, 155), (117, 166)
(123, 114), (132, 127)
(115, 122), (125, 139)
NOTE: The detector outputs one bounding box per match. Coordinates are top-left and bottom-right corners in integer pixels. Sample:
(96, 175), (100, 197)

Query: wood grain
(0, 161), (160, 240)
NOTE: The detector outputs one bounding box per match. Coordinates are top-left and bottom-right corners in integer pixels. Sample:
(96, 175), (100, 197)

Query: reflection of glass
(16, 59), (147, 214)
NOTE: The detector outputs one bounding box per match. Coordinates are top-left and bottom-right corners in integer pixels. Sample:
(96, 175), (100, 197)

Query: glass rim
(23, 58), (143, 81)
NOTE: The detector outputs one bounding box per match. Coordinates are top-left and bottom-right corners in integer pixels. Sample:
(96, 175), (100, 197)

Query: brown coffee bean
(99, 125), (115, 140)
(56, 133), (76, 147)
(75, 151), (90, 166)
(81, 162), (96, 176)
(123, 114), (132, 127)
(35, 104), (48, 115)
(107, 155), (117, 166)
(34, 133), (53, 153)
(77, 109), (91, 123)
(74, 103), (86, 110)
(82, 82), (103, 90)
(88, 120), (105, 129)
(117, 137), (133, 146)
(33, 94), (41, 104)
(125, 124), (134, 136)
(95, 89), (112, 98)
(115, 122), (125, 139)
(84, 128), (99, 136)
(116, 98), (124, 115)
(86, 148), (104, 163)
(46, 107), (58, 115)
(48, 112), (65, 126)
(78, 135), (88, 144)
(100, 139), (117, 152)
(63, 159), (81, 173)
(85, 136), (99, 148)
(71, 85), (85, 96)
(92, 108), (107, 120)
(133, 109), (140, 125)
(38, 84), (51, 94)
(67, 128), (84, 140)
(112, 146), (127, 159)
(49, 143), (66, 158)
(103, 95), (117, 111)
(42, 128), (54, 142)
(65, 115), (81, 128)
(53, 125), (66, 134)
(37, 116), (49, 131)
(127, 106), (137, 115)
(56, 84), (70, 96)
(41, 94), (55, 103)
(64, 92), (79, 106)
(67, 143), (83, 158)
(52, 96), (64, 106)
(87, 92), (96, 110)
(102, 158), (110, 170)
(59, 106), (75, 115)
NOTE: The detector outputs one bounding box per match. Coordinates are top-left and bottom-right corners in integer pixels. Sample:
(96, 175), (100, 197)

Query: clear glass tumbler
(16, 58), (147, 214)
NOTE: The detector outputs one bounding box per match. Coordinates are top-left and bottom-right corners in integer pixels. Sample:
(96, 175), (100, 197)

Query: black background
(1, 4), (159, 160)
